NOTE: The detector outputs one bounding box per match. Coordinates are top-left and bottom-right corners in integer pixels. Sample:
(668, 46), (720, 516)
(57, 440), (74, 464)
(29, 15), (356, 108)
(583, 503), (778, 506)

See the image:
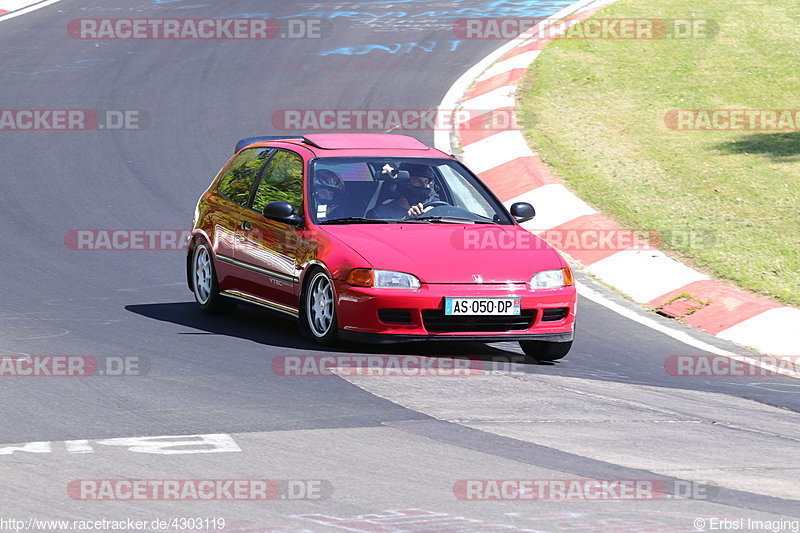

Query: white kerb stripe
(577, 282), (735, 356)
(505, 184), (597, 232)
(478, 51), (542, 81)
(435, 0), (613, 153)
(585, 249), (709, 303)
(716, 307), (800, 356)
(460, 130), (533, 174)
(459, 85), (517, 114)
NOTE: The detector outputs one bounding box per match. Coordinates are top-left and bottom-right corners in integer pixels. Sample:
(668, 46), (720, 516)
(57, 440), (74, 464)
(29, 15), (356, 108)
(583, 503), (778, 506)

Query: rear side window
(217, 148), (272, 207)
(252, 150), (304, 213)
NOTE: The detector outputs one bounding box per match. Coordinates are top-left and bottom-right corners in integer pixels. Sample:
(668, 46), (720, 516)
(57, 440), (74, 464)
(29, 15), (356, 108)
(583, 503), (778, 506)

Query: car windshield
(309, 157), (512, 225)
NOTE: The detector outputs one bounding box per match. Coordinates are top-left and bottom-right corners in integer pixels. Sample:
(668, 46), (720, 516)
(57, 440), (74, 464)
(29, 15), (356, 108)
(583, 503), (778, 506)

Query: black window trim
(245, 148), (278, 211)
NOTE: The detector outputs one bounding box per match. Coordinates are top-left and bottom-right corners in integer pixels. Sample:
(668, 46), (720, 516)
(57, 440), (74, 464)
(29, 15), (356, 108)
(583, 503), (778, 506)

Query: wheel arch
(186, 230), (213, 291)
(298, 260), (335, 296)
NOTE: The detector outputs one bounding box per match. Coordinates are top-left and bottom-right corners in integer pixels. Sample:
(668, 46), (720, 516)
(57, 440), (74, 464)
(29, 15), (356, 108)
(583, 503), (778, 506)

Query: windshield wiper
(407, 216), (480, 224)
(473, 213), (503, 224)
(320, 217), (391, 225)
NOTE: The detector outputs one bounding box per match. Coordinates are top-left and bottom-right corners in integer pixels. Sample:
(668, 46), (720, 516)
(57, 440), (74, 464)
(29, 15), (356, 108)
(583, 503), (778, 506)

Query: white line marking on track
(578, 282), (799, 379)
(0, 0), (62, 22)
(0, 433), (242, 455)
(577, 281), (733, 356)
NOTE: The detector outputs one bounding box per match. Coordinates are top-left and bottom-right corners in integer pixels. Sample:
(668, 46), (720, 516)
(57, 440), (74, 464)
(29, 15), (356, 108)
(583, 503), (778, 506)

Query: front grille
(421, 310), (536, 333)
(541, 307), (569, 322)
(378, 308), (413, 324)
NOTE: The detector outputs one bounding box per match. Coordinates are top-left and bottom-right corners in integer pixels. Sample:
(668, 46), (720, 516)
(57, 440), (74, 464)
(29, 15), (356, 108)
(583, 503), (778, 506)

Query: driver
(312, 169), (345, 220)
(368, 164), (435, 220)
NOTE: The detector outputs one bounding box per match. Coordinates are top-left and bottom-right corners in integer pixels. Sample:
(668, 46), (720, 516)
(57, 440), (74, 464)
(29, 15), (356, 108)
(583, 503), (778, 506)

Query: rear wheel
(519, 340), (572, 363)
(192, 242), (232, 313)
(300, 270), (338, 345)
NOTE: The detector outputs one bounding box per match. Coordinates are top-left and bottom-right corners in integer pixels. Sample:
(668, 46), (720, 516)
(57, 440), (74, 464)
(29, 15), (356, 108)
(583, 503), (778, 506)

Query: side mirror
(510, 202), (535, 223)
(263, 201), (303, 227)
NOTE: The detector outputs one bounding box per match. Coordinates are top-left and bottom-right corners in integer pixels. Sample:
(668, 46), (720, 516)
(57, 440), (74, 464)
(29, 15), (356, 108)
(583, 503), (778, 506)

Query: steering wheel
(421, 200), (450, 212)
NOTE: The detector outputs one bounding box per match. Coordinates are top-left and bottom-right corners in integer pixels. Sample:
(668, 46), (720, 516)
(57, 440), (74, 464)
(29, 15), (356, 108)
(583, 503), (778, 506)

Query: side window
(216, 148), (272, 207)
(252, 150), (304, 214)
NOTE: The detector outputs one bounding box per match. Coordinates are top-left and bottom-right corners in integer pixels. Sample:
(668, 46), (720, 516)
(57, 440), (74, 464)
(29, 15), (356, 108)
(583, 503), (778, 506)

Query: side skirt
(220, 290), (299, 318)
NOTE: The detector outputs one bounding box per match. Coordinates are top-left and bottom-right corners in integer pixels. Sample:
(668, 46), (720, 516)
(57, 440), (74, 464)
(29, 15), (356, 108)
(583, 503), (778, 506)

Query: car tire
(519, 340), (572, 363)
(300, 269), (338, 345)
(191, 241), (231, 313)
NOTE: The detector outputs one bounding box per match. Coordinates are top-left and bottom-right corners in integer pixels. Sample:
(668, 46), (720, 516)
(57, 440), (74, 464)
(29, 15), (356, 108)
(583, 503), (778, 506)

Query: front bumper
(334, 281), (576, 341)
(339, 330), (573, 344)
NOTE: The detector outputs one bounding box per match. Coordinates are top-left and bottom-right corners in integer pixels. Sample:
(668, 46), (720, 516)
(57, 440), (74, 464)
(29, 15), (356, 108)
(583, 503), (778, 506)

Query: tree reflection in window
(252, 150), (304, 214)
(217, 148), (271, 207)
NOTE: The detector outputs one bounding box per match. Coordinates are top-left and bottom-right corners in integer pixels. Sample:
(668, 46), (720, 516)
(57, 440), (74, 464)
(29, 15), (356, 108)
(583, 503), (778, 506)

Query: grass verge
(518, 0), (800, 306)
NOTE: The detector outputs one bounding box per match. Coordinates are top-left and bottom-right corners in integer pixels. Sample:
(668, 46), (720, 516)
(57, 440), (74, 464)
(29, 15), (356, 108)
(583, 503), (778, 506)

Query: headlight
(346, 269), (421, 289)
(530, 268), (574, 289)
(375, 270), (421, 289)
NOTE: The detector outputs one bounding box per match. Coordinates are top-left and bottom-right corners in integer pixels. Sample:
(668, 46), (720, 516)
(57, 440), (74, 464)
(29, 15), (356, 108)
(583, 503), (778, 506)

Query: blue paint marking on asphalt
(320, 40), (463, 56)
(226, 10), (409, 20)
(225, 0), (575, 20)
(223, 1), (576, 57)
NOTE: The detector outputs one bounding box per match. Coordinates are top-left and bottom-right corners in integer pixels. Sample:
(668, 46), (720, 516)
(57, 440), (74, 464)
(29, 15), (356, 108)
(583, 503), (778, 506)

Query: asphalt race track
(1, 1), (799, 531)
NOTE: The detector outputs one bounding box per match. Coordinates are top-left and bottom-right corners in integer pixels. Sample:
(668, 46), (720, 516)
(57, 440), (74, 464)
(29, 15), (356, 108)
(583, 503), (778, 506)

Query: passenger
(312, 169), (345, 220)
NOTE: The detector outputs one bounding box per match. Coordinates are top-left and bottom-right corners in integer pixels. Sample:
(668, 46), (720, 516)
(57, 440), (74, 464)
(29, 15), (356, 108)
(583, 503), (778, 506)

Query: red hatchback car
(187, 133), (576, 361)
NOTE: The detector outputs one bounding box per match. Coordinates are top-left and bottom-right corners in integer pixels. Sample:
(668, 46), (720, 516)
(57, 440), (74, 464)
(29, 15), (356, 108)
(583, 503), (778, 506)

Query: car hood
(319, 224), (563, 284)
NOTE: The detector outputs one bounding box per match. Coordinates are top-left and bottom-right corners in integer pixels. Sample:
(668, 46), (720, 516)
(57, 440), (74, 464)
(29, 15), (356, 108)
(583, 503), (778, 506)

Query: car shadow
(714, 131), (800, 161)
(125, 301), (529, 360)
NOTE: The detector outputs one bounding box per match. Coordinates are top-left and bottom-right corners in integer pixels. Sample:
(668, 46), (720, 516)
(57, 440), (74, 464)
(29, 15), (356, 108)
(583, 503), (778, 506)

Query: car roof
(234, 133), (453, 159)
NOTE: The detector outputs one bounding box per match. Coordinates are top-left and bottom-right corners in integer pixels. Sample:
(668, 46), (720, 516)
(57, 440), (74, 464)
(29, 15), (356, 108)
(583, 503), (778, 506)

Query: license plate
(444, 297), (521, 316)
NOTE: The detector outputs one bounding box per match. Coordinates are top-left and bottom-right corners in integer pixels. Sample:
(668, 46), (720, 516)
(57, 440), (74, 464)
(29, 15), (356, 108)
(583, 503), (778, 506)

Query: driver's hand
(406, 203), (424, 218)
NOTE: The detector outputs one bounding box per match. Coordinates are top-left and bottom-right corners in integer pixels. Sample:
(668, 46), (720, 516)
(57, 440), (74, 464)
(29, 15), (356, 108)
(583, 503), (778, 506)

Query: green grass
(518, 0), (800, 306)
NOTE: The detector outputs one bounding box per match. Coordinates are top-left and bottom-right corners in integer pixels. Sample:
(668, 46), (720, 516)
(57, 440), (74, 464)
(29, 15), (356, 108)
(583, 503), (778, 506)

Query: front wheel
(300, 270), (338, 345)
(519, 340), (572, 363)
